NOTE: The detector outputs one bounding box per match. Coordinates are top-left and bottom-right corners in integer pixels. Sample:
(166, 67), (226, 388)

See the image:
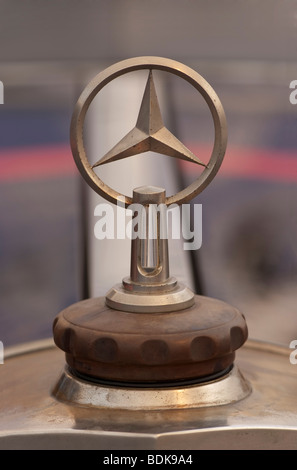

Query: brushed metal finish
(105, 186), (195, 312)
(92, 71), (206, 169)
(70, 56), (227, 207)
(63, 57), (236, 379)
(130, 187), (169, 285)
(105, 283), (195, 313)
(0, 340), (296, 449)
(53, 365), (251, 410)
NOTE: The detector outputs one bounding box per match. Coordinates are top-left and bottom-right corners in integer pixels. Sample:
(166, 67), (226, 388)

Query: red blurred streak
(0, 145), (77, 182)
(0, 143), (296, 182)
(181, 144), (297, 182)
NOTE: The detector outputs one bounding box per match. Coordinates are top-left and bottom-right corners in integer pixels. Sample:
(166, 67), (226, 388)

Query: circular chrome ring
(71, 56), (227, 207)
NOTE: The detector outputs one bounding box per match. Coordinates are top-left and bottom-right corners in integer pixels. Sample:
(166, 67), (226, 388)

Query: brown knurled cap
(53, 295), (248, 384)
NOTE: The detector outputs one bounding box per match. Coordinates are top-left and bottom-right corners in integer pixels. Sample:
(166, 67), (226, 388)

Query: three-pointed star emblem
(92, 71), (206, 169)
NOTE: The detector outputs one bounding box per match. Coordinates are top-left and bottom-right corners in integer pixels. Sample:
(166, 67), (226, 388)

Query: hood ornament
(53, 57), (249, 406)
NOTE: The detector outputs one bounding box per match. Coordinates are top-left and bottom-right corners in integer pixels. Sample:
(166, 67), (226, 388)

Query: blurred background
(0, 0), (296, 347)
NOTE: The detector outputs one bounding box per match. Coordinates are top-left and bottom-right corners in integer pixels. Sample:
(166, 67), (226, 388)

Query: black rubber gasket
(69, 365), (233, 389)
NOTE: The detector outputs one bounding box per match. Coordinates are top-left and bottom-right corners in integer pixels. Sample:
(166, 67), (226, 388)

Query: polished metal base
(106, 282), (195, 313)
(0, 339), (297, 449)
(53, 365), (251, 410)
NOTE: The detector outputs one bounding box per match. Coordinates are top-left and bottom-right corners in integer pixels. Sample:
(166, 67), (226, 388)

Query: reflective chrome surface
(106, 283), (195, 313)
(105, 186), (195, 313)
(71, 56), (227, 207)
(0, 339), (296, 449)
(53, 365), (250, 410)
